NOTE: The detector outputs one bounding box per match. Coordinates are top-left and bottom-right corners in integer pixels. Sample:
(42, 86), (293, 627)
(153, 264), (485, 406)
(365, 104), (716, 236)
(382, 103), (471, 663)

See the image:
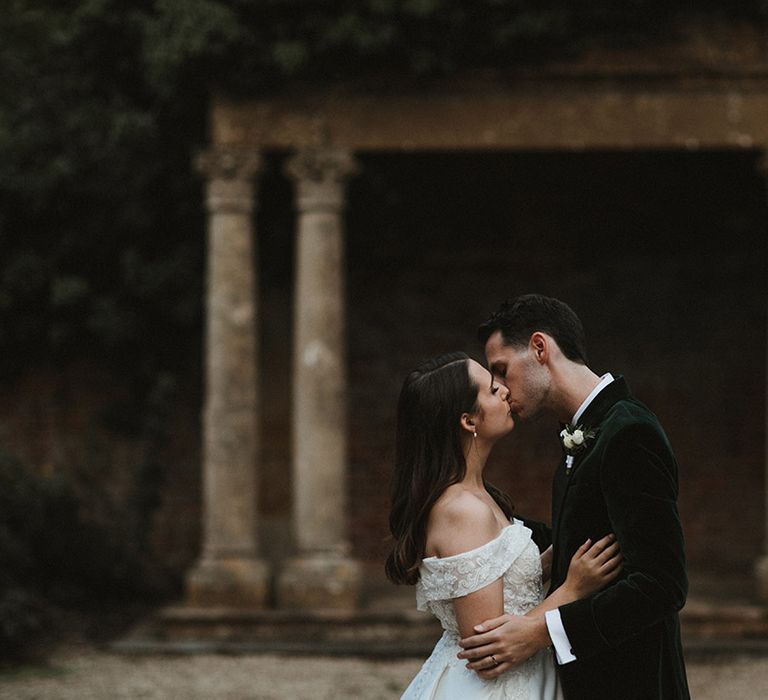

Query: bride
(386, 352), (622, 699)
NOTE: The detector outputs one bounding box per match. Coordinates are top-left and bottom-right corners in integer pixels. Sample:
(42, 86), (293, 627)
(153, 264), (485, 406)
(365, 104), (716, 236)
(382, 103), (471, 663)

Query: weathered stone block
(754, 555), (768, 602)
(277, 555), (362, 611)
(186, 557), (270, 609)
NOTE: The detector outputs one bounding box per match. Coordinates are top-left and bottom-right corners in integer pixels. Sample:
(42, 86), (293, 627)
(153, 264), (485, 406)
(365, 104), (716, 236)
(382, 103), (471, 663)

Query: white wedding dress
(401, 519), (562, 700)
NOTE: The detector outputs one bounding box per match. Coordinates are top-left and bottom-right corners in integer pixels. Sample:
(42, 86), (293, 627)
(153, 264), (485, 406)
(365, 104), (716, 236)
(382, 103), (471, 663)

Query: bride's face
(466, 359), (515, 440)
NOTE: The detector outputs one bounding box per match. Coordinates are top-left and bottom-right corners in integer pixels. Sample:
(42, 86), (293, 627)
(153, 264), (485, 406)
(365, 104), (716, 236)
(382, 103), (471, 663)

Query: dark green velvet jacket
(549, 376), (690, 700)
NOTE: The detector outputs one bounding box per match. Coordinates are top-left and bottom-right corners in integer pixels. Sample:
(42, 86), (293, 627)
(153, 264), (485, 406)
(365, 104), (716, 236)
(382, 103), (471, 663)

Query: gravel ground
(2, 647), (768, 699)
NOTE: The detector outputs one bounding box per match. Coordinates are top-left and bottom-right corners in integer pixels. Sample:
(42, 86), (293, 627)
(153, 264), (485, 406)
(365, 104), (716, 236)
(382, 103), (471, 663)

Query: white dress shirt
(544, 373), (615, 665)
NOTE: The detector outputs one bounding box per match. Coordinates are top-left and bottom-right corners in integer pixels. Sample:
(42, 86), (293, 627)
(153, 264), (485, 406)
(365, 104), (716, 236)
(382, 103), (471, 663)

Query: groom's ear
(530, 332), (549, 364)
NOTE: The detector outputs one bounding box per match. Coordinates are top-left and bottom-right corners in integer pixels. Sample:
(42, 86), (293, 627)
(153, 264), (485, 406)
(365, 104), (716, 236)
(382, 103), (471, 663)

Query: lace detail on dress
(416, 522), (531, 607)
(401, 519), (557, 699)
(416, 520), (541, 633)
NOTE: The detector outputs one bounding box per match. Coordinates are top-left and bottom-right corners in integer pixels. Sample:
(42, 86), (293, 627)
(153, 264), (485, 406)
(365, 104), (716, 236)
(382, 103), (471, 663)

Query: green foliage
(0, 0), (205, 385)
(138, 1), (768, 94)
(0, 588), (51, 663)
(1, 1), (766, 386)
(0, 446), (159, 661)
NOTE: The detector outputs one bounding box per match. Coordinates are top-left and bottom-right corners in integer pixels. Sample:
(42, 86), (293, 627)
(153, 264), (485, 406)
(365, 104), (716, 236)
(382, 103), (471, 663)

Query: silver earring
(473, 430), (477, 438)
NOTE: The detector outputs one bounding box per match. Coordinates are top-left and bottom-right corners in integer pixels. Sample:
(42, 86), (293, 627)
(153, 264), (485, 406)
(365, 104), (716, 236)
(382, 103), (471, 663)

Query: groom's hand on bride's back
(457, 614), (550, 679)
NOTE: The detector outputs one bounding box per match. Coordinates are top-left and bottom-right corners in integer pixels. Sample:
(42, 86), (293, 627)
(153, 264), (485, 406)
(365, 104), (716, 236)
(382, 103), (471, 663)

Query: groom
(458, 294), (689, 699)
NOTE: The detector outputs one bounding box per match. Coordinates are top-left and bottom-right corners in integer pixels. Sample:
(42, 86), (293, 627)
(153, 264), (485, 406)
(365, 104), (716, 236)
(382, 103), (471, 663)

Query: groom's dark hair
(478, 294), (588, 364)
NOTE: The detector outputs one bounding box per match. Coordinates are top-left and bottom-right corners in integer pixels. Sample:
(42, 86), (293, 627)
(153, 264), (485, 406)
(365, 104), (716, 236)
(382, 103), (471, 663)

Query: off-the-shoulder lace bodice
(416, 519), (544, 634)
(402, 519), (559, 699)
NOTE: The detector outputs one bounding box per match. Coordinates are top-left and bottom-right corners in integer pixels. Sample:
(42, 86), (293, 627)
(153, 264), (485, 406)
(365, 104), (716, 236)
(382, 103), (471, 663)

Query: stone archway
(186, 34), (768, 614)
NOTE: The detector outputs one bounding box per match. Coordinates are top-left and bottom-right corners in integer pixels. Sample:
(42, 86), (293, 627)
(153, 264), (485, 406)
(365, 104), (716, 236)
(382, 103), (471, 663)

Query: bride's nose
(502, 387), (511, 401)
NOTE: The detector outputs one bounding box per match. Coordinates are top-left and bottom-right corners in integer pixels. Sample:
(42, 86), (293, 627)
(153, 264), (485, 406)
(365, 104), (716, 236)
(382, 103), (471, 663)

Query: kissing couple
(387, 294), (690, 699)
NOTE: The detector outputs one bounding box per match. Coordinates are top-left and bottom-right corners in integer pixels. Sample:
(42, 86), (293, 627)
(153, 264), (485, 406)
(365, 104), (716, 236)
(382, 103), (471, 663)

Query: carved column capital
(284, 147), (359, 212)
(196, 146), (262, 181)
(195, 147), (262, 214)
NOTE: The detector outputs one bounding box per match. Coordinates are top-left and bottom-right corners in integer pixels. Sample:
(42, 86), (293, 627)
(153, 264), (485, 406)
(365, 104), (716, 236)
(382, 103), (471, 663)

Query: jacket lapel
(573, 375), (631, 436)
(551, 376), (632, 558)
(561, 377), (631, 483)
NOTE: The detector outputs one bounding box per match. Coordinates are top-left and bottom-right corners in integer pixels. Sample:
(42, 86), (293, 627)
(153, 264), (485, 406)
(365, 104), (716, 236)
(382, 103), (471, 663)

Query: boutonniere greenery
(559, 424), (597, 457)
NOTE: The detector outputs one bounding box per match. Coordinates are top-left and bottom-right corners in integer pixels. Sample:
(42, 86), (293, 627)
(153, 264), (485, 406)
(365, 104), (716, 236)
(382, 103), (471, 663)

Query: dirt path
(1, 647), (767, 699)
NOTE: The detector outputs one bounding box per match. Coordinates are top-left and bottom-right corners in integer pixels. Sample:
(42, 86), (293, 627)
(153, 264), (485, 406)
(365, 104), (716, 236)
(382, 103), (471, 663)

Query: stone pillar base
(186, 557), (271, 609)
(755, 555), (768, 602)
(277, 554), (362, 611)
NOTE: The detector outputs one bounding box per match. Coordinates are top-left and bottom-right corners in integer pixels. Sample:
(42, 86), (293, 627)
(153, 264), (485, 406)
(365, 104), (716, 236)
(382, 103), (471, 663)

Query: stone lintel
(211, 90), (768, 152)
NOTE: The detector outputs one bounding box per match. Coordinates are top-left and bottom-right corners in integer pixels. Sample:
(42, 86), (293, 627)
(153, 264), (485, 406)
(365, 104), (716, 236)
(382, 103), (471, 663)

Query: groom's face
(484, 330), (549, 419)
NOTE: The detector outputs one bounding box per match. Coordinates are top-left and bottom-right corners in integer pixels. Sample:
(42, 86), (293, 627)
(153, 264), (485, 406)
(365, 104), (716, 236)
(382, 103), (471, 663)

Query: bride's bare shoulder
(425, 486), (499, 558)
(432, 485), (494, 523)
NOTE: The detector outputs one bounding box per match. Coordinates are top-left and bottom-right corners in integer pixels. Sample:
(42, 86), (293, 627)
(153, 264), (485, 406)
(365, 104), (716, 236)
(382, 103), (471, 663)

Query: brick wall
(338, 150), (766, 574)
(3, 149), (765, 592)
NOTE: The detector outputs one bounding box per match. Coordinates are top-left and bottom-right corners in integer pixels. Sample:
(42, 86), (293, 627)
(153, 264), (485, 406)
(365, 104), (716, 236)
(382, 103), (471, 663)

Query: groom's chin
(513, 407), (537, 421)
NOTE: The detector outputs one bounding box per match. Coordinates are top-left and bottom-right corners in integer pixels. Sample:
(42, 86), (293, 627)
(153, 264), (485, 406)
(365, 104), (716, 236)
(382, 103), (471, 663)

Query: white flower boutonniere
(560, 423), (597, 457)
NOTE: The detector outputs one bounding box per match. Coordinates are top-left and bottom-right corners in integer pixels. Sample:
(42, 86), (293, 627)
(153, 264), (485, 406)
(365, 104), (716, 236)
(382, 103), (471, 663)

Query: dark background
(256, 149), (767, 573)
(2, 1), (767, 660)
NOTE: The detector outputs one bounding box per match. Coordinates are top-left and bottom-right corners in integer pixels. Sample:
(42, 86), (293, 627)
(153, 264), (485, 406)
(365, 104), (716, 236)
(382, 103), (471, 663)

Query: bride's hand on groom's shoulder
(456, 535), (623, 680)
(563, 533), (623, 599)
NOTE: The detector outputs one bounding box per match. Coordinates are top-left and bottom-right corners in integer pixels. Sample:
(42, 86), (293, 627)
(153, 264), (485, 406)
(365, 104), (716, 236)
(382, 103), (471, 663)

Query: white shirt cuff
(545, 609), (577, 665)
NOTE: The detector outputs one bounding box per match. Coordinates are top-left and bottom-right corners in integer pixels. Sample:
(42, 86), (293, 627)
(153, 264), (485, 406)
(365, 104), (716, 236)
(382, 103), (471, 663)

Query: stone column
(757, 151), (768, 602)
(185, 146), (269, 608)
(277, 146), (362, 610)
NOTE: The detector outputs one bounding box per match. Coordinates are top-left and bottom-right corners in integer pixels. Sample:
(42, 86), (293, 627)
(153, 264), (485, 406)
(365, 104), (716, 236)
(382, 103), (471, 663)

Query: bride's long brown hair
(385, 352), (514, 585)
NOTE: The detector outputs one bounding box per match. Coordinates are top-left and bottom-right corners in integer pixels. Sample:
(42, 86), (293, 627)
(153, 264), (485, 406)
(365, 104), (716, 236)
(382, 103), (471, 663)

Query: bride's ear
(459, 413), (476, 436)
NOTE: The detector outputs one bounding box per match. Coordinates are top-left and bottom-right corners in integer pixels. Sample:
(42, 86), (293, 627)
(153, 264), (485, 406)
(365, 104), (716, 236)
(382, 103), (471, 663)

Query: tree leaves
(0, 0), (765, 381)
